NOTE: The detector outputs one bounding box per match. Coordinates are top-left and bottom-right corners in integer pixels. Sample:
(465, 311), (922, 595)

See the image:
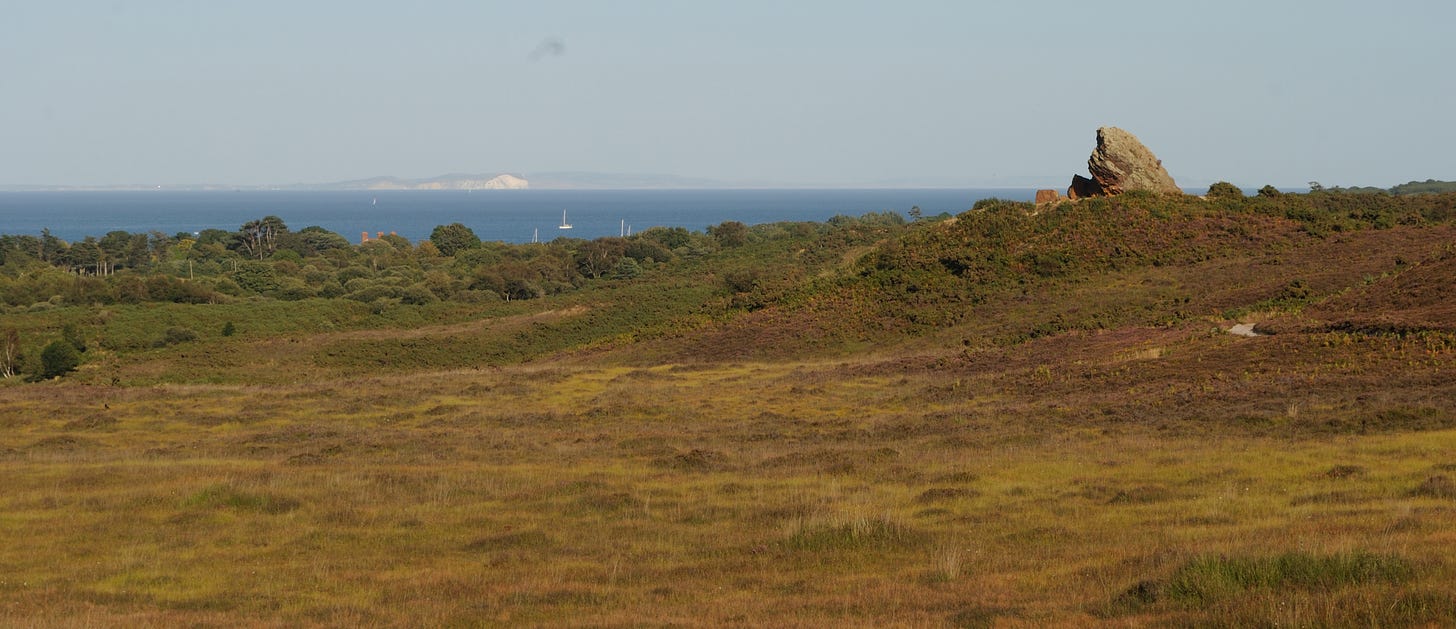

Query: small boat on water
(558, 209), (573, 230)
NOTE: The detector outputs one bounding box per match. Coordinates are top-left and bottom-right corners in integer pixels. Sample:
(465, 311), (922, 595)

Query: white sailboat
(558, 209), (573, 230)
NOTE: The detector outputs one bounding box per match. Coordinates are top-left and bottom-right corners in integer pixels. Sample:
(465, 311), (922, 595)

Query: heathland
(2, 185), (1455, 626)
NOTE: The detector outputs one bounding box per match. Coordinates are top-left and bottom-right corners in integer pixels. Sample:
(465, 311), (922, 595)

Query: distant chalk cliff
(340, 173), (529, 190)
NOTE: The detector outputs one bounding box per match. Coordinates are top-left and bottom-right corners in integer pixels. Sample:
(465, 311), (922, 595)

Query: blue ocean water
(0, 188), (1033, 244)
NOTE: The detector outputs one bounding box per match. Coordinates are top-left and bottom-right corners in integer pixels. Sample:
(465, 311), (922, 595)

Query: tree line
(0, 217), (767, 310)
(0, 212), (918, 380)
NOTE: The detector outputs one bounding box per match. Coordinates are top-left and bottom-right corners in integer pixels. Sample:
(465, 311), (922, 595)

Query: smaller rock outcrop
(1066, 127), (1180, 199)
(1068, 175), (1102, 199)
(1034, 189), (1062, 205)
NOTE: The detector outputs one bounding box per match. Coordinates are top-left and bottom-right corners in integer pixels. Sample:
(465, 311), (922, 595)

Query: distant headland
(311, 173), (528, 191)
(0, 171), (1083, 191)
(0, 171), (775, 192)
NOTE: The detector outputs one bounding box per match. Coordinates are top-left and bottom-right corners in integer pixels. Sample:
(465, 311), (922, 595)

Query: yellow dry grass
(3, 325), (1455, 626)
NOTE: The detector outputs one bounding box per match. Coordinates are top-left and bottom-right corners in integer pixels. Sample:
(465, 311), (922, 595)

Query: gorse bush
(1206, 181), (1244, 199)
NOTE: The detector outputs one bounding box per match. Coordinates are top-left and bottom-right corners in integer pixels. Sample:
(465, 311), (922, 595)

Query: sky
(2, 0), (1453, 188)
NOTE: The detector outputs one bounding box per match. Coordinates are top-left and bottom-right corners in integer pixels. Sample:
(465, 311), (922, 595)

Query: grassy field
(5, 328), (1454, 626)
(3, 194), (1456, 626)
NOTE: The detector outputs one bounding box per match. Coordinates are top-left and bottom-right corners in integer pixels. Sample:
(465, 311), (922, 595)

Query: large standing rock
(1066, 127), (1181, 198)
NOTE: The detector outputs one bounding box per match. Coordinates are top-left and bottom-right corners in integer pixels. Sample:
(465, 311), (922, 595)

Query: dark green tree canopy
(280, 226), (351, 257)
(39, 340), (80, 379)
(430, 223), (482, 257)
(708, 221), (749, 247)
(639, 226), (692, 250)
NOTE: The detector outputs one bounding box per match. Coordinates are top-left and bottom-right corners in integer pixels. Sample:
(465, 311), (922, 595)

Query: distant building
(361, 231), (396, 244)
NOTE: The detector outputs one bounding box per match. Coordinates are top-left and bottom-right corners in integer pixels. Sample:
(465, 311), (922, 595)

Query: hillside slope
(643, 192), (1456, 364)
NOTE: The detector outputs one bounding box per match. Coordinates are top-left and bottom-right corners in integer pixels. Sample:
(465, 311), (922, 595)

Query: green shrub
(346, 284), (403, 303)
(273, 279), (317, 301)
(269, 249), (303, 265)
(400, 284), (439, 305)
(624, 238), (672, 263)
(231, 262), (280, 294)
(1281, 278), (1313, 300)
(723, 269), (761, 293)
(316, 282), (347, 298)
(38, 340), (80, 379)
(61, 322), (87, 352)
(1206, 181), (1244, 199)
(610, 257), (643, 280)
(336, 265), (373, 284)
(156, 326), (199, 347)
(369, 297), (399, 315)
(452, 289), (500, 304)
(213, 277), (242, 296)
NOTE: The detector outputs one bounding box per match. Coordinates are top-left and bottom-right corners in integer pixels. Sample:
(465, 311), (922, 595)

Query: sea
(0, 188), (1034, 244)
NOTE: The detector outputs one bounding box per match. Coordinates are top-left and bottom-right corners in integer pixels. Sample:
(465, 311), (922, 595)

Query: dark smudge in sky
(528, 37), (566, 61)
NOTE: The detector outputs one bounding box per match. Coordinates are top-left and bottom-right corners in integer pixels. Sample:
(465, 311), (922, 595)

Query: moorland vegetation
(2, 184), (1455, 626)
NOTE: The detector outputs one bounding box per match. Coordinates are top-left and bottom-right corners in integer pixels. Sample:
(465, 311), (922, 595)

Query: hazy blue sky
(2, 1), (1452, 188)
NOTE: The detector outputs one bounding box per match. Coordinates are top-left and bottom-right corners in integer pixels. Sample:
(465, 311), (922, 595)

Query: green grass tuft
(780, 514), (924, 552)
(1163, 551), (1415, 604)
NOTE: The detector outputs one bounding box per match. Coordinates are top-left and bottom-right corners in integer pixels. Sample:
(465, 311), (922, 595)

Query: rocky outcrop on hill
(1034, 189), (1062, 205)
(1066, 127), (1181, 199)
